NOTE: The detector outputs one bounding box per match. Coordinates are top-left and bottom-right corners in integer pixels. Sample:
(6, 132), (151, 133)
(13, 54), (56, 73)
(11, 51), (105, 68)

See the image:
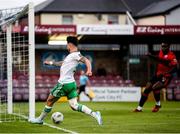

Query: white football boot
(29, 118), (43, 124)
(94, 111), (103, 125)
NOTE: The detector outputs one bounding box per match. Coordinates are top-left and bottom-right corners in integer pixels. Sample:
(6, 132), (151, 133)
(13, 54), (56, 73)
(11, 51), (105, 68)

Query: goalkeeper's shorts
(50, 82), (78, 99)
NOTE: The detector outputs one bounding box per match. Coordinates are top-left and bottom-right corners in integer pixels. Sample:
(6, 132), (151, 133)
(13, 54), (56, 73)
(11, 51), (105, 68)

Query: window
(108, 15), (119, 24)
(62, 15), (73, 24)
(153, 44), (180, 51)
(130, 44), (148, 55)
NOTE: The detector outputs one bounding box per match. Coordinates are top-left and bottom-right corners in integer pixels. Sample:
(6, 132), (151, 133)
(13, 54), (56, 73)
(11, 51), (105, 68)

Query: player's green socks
(38, 105), (52, 121)
(77, 104), (83, 112)
(79, 104), (93, 115)
(80, 105), (98, 119)
(44, 105), (52, 113)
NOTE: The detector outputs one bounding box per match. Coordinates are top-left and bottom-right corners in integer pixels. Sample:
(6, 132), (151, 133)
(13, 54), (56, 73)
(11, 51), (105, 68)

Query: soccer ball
(51, 112), (64, 124)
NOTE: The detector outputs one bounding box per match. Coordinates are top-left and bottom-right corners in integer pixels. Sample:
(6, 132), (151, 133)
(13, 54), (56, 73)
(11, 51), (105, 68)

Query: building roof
(35, 0), (54, 13)
(122, 0), (162, 16)
(35, 0), (129, 13)
(135, 0), (180, 18)
(35, 0), (180, 17)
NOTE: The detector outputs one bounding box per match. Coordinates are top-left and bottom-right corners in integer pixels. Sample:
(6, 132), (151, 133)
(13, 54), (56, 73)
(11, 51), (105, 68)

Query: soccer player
(78, 70), (93, 101)
(134, 42), (178, 112)
(29, 36), (102, 125)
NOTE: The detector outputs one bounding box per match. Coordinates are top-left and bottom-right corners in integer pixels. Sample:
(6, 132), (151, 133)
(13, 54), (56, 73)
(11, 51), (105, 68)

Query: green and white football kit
(50, 82), (77, 99)
(50, 52), (81, 99)
(29, 52), (102, 125)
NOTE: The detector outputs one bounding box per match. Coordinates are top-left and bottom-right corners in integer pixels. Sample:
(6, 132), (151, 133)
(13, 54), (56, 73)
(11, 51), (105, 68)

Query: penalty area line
(13, 113), (78, 134)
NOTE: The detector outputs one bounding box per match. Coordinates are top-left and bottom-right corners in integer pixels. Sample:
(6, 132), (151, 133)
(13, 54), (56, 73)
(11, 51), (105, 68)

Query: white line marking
(44, 122), (78, 134)
(13, 113), (78, 134)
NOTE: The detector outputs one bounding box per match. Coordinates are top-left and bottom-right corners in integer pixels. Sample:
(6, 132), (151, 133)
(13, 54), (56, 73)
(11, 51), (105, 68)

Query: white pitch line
(44, 122), (78, 134)
(13, 113), (78, 134)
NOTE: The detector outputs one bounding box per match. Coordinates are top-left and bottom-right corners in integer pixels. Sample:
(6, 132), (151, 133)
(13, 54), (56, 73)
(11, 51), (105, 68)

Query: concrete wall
(136, 7), (180, 25)
(136, 15), (165, 25)
(40, 13), (127, 25)
(41, 14), (62, 25)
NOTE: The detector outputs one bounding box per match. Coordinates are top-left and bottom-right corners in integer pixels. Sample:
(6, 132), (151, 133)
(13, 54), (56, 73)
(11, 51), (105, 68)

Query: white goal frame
(2, 3), (35, 119)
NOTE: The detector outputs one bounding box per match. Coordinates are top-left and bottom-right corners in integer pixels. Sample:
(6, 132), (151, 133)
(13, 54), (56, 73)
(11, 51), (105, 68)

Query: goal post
(28, 2), (35, 120)
(7, 24), (13, 114)
(0, 2), (35, 121)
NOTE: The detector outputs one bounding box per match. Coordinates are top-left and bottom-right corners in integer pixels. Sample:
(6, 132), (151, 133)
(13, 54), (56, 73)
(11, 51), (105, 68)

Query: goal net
(0, 3), (35, 122)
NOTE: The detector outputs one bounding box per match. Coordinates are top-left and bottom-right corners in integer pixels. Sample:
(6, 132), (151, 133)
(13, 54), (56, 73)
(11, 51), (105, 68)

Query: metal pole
(6, 24), (13, 114)
(28, 2), (35, 119)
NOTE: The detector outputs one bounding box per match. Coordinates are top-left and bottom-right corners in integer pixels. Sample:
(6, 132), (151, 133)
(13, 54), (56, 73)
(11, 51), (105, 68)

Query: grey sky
(0, 0), (46, 9)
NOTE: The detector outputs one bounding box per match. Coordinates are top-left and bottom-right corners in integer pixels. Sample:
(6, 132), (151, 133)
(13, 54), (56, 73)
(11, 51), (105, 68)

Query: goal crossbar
(0, 5), (28, 27)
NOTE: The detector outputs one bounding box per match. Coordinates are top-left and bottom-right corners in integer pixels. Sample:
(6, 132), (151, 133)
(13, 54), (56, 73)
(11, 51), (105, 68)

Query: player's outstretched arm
(44, 61), (63, 66)
(79, 56), (92, 76)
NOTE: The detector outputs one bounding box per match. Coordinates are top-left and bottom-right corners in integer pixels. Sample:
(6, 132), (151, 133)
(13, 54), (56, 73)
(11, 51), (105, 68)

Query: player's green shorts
(50, 82), (78, 99)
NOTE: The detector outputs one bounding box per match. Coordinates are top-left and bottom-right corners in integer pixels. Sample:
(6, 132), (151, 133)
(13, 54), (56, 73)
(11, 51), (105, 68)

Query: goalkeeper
(29, 36), (102, 125)
(134, 42), (178, 112)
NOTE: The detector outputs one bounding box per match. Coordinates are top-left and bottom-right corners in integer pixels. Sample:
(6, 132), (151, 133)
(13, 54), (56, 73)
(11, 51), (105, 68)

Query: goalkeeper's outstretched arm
(44, 60), (63, 66)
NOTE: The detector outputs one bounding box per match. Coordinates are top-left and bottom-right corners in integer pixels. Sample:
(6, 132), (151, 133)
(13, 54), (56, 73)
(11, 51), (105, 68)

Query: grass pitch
(0, 101), (180, 133)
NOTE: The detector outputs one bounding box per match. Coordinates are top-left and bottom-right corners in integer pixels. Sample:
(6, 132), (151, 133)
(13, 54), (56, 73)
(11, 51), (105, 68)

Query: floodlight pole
(6, 24), (13, 114)
(28, 2), (35, 119)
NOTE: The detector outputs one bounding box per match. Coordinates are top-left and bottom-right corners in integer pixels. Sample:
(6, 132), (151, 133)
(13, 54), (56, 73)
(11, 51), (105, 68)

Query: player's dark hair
(67, 36), (78, 46)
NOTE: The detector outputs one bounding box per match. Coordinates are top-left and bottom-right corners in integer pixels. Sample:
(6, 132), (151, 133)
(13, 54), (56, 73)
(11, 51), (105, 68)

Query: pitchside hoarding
(3, 24), (180, 35)
(14, 25), (180, 35)
(21, 25), (76, 35)
(134, 25), (180, 35)
(77, 25), (134, 35)
(80, 87), (141, 102)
